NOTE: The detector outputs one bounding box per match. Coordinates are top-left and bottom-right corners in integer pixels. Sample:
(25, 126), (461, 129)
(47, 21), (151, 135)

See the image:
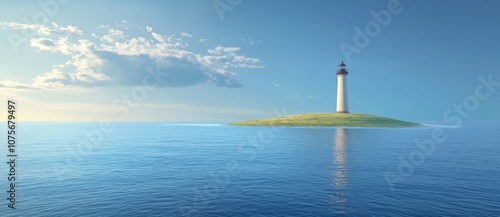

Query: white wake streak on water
(421, 123), (460, 128)
(163, 124), (222, 126)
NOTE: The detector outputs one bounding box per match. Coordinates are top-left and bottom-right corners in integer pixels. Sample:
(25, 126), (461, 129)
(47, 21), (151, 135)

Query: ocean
(1, 121), (499, 216)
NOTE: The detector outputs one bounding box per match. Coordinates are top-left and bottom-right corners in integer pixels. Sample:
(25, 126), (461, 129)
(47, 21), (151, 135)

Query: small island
(231, 62), (420, 128)
(229, 113), (420, 127)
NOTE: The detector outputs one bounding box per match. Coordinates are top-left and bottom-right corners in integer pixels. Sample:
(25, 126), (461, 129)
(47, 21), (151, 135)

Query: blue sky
(0, 0), (499, 121)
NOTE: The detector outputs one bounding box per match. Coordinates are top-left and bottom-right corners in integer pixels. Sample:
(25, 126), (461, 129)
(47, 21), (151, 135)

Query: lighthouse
(336, 61), (349, 113)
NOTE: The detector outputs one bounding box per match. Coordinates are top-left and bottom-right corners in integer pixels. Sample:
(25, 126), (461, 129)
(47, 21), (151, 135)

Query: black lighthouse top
(336, 61), (349, 75)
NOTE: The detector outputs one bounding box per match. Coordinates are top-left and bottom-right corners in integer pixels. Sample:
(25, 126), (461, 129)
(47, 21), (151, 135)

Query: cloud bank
(0, 22), (261, 89)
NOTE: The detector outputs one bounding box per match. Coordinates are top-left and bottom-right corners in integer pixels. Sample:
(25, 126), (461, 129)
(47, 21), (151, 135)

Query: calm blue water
(1, 121), (499, 216)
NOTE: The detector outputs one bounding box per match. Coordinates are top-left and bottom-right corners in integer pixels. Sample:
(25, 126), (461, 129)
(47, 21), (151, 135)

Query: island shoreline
(229, 113), (420, 128)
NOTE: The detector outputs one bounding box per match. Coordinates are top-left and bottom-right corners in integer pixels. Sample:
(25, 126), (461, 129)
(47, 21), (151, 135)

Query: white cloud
(180, 32), (192, 38)
(274, 83), (280, 87)
(57, 25), (82, 35)
(0, 22), (262, 89)
(101, 28), (125, 43)
(151, 32), (166, 43)
(0, 80), (33, 89)
(242, 38), (261, 45)
(0, 22), (82, 36)
(199, 38), (208, 42)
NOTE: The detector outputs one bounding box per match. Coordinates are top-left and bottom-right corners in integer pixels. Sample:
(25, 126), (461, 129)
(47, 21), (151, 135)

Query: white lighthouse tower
(336, 61), (349, 113)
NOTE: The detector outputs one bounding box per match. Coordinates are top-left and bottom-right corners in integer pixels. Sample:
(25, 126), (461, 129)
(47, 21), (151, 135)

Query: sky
(0, 0), (499, 122)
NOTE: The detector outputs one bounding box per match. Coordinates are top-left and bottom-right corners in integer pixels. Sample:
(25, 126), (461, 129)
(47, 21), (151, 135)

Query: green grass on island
(229, 113), (420, 127)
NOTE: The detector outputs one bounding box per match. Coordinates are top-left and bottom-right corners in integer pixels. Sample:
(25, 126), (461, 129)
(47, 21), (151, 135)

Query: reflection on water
(330, 128), (352, 214)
